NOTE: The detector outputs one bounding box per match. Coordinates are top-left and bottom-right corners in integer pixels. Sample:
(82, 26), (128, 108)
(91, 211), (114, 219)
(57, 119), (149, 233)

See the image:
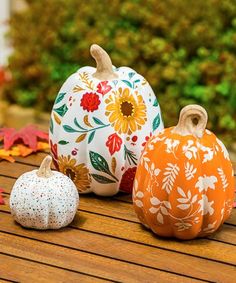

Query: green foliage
(5, 0), (236, 144)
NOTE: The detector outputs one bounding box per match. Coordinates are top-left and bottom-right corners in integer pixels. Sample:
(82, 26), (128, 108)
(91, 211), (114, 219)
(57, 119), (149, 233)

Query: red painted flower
(80, 92), (101, 112)
(142, 135), (151, 147)
(119, 167), (137, 194)
(0, 188), (5, 205)
(106, 133), (122, 155)
(97, 81), (112, 95)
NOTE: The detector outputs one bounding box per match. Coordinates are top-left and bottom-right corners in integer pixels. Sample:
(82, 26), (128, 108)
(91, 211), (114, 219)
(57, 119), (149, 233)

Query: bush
(5, 0), (236, 144)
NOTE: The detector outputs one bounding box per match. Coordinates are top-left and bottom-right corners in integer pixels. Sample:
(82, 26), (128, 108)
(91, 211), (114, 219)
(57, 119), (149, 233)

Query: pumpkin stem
(37, 155), (53, 178)
(173, 104), (208, 138)
(90, 44), (118, 80)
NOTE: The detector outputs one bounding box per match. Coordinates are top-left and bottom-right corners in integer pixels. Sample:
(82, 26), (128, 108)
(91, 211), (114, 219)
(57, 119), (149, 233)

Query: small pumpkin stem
(90, 44), (118, 80)
(37, 155), (53, 178)
(173, 104), (208, 138)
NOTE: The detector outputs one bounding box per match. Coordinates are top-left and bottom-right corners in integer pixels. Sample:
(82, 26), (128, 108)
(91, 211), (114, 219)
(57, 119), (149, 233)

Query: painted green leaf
(88, 131), (95, 144)
(152, 113), (161, 131)
(63, 125), (79, 133)
(59, 140), (69, 145)
(153, 98), (159, 107)
(91, 174), (116, 184)
(54, 104), (68, 117)
(134, 79), (140, 84)
(49, 118), (54, 134)
(92, 117), (105, 126)
(89, 151), (111, 175)
(122, 80), (133, 88)
(55, 92), (66, 104)
(74, 118), (86, 130)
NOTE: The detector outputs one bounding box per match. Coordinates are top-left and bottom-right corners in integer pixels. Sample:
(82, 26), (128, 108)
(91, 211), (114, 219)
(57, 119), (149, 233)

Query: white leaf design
(149, 207), (158, 214)
(185, 162), (197, 180)
(162, 163), (180, 194)
(157, 213), (164, 224)
(187, 190), (191, 199)
(177, 198), (188, 203)
(133, 179), (138, 191)
(150, 197), (160, 206)
(198, 195), (214, 215)
(163, 201), (172, 209)
(182, 140), (197, 160)
(136, 191), (144, 198)
(216, 138), (230, 160)
(160, 206), (168, 215)
(197, 142), (214, 163)
(192, 195), (198, 203)
(177, 187), (186, 197)
(164, 138), (180, 156)
(154, 168), (161, 176)
(217, 168), (228, 190)
(195, 175), (217, 192)
(177, 204), (191, 210)
(135, 200), (143, 208)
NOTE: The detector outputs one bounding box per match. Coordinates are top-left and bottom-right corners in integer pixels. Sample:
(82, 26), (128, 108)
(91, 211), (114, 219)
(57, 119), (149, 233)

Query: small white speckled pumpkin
(10, 155), (79, 230)
(49, 44), (164, 196)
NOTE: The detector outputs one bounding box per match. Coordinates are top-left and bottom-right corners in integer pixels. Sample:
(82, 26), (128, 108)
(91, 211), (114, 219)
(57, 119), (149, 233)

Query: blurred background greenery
(2, 0), (236, 145)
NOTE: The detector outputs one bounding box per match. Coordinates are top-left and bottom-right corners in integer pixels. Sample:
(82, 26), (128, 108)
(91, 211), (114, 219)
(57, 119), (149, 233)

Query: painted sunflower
(105, 88), (147, 135)
(58, 155), (91, 192)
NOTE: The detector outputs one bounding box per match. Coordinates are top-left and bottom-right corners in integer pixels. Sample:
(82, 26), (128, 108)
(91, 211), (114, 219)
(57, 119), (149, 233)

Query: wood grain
(0, 253), (108, 283)
(0, 232), (204, 283)
(0, 154), (235, 283)
(1, 194), (236, 266)
(0, 212), (235, 283)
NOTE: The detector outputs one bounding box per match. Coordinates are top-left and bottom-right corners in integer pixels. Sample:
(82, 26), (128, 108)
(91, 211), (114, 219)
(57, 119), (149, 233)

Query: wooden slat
(1, 195), (236, 267)
(0, 232), (203, 283)
(1, 171), (235, 226)
(0, 212), (235, 283)
(0, 253), (107, 283)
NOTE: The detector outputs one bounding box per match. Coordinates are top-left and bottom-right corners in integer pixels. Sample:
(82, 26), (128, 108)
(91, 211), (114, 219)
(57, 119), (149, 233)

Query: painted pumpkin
(49, 44), (163, 196)
(10, 156), (79, 230)
(133, 105), (235, 240)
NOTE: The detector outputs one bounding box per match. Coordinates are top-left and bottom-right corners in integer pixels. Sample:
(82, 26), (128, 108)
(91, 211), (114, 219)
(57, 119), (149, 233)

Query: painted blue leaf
(92, 117), (105, 126)
(152, 113), (161, 131)
(88, 131), (95, 144)
(113, 80), (118, 86)
(55, 92), (66, 104)
(153, 98), (159, 107)
(128, 72), (136, 79)
(74, 118), (86, 130)
(122, 80), (133, 88)
(54, 104), (68, 117)
(63, 125), (79, 133)
(49, 118), (53, 134)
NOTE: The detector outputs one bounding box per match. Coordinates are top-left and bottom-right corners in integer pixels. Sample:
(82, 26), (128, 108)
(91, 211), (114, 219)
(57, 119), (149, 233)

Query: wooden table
(0, 153), (236, 283)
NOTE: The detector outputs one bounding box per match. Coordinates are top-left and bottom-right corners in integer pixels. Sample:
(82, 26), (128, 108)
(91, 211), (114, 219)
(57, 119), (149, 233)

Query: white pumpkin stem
(90, 44), (118, 80)
(173, 104), (208, 138)
(37, 155), (53, 178)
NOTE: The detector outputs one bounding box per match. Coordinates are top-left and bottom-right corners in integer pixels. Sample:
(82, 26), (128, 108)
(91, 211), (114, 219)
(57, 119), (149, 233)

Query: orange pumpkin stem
(37, 155), (53, 178)
(90, 44), (118, 80)
(173, 104), (208, 138)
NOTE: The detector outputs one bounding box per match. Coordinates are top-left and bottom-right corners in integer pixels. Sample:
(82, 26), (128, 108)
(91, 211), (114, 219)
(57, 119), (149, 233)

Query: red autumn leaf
(106, 133), (122, 155)
(0, 188), (5, 205)
(0, 125), (48, 151)
(97, 81), (112, 95)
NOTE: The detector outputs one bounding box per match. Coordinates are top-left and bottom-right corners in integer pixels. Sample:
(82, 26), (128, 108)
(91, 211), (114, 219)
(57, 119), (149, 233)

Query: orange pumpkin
(133, 105), (235, 240)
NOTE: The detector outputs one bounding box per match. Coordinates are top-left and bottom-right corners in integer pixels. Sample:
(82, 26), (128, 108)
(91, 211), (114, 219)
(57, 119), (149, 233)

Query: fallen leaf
(0, 125), (48, 151)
